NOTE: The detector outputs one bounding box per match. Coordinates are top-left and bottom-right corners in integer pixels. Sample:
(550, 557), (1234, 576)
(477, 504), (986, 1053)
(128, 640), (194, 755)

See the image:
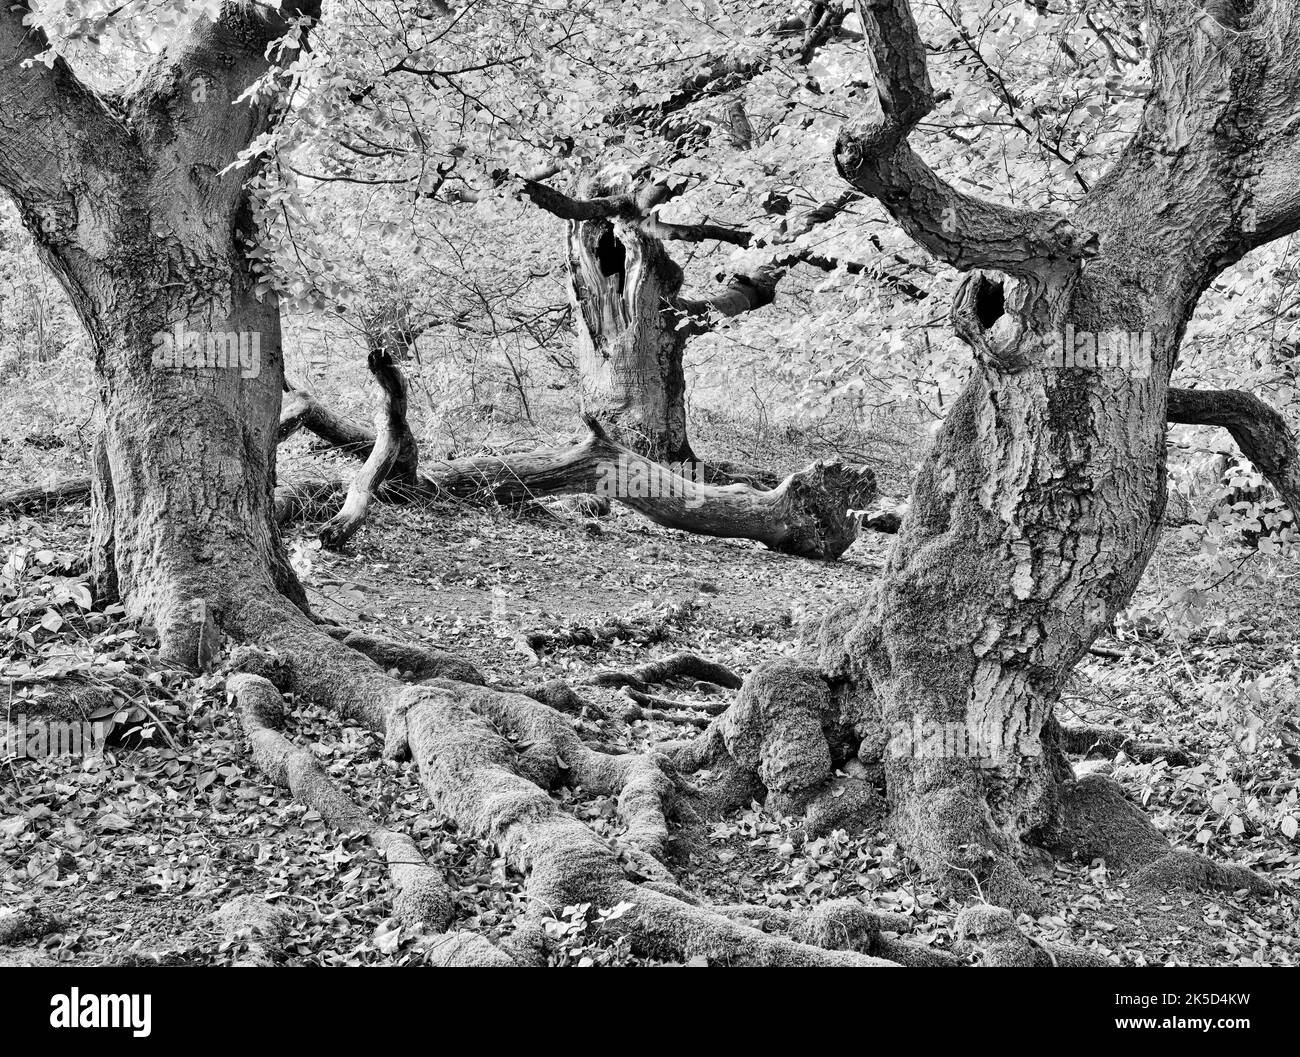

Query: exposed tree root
(217, 592), (902, 965)
(226, 672), (454, 931)
(319, 625), (484, 684)
(1038, 775), (1273, 896)
(1, 676), (117, 722)
(1055, 721), (1193, 767)
(664, 658), (1272, 908)
(622, 686), (730, 714)
(715, 899), (959, 966)
(618, 688), (713, 727)
(955, 905), (1111, 967)
(663, 659), (890, 839)
(516, 678), (609, 720)
(523, 597), (697, 653)
(588, 651), (743, 691)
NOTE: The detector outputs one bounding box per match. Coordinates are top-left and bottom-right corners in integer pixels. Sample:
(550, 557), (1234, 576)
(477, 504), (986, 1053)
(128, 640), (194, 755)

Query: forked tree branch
(0, 2), (131, 213)
(833, 0), (1098, 278)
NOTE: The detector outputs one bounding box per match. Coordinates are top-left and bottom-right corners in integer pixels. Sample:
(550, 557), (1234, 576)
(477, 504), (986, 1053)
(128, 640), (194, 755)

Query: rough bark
(6, 0), (1281, 957)
(548, 171), (877, 465)
(0, 0), (907, 965)
(566, 173), (695, 463)
(0, 1), (320, 668)
(665, 0), (1290, 908)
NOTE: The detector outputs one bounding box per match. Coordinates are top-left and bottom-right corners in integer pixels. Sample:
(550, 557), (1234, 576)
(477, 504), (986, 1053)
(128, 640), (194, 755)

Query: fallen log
(7, 390), (877, 559)
(0, 477), (92, 514)
(390, 415), (876, 559)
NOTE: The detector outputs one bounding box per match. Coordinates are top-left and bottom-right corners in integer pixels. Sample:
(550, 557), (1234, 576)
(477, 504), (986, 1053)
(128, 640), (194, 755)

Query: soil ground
(2, 426), (1298, 966)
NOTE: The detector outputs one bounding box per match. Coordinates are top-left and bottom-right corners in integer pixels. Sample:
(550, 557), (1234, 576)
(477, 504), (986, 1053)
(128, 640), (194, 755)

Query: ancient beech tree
(3, 0), (1294, 965)
(668, 0), (1296, 909)
(0, 0), (317, 667)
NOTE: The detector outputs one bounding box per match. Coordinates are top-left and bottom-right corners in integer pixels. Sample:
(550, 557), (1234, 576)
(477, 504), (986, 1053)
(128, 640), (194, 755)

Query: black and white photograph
(0, 0), (1296, 1025)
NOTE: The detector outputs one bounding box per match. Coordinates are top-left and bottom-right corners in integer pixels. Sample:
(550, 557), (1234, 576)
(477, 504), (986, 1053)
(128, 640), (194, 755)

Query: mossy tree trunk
(671, 0), (1298, 907)
(0, 2), (317, 667)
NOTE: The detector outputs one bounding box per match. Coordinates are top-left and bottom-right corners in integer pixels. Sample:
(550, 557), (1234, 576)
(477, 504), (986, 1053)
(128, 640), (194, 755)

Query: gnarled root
(955, 905), (1111, 967)
(717, 899), (959, 966)
(224, 595), (901, 965)
(226, 671), (454, 931)
(589, 651), (743, 691)
(1038, 775), (1273, 895)
(665, 659), (885, 838)
(524, 597), (697, 653)
(321, 625), (484, 684)
(666, 658), (1268, 916)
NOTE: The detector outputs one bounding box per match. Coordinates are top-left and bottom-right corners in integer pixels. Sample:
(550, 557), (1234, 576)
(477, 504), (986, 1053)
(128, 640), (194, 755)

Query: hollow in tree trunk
(567, 174), (696, 465)
(667, 0), (1292, 909)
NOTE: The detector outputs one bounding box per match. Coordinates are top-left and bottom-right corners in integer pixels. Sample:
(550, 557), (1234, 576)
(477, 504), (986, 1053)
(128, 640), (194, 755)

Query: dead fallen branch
(1056, 721), (1193, 767)
(0, 477), (92, 514)
(588, 651), (744, 691)
(318, 352), (421, 550)
(522, 597), (697, 653)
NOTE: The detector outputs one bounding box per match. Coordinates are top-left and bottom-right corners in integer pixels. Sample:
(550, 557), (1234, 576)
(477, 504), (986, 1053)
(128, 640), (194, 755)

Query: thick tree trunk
(0, 4), (314, 667)
(567, 175), (695, 465)
(666, 0), (1286, 908)
(86, 226), (305, 667)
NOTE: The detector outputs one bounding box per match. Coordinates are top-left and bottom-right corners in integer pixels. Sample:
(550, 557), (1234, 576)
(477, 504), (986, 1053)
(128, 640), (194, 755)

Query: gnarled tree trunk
(567, 174), (695, 465)
(0, 3), (315, 668)
(668, 0), (1291, 909)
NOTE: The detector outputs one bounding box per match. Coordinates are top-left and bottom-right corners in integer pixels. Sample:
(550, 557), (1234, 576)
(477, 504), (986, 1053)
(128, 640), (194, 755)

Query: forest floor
(2, 426), (1300, 966)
